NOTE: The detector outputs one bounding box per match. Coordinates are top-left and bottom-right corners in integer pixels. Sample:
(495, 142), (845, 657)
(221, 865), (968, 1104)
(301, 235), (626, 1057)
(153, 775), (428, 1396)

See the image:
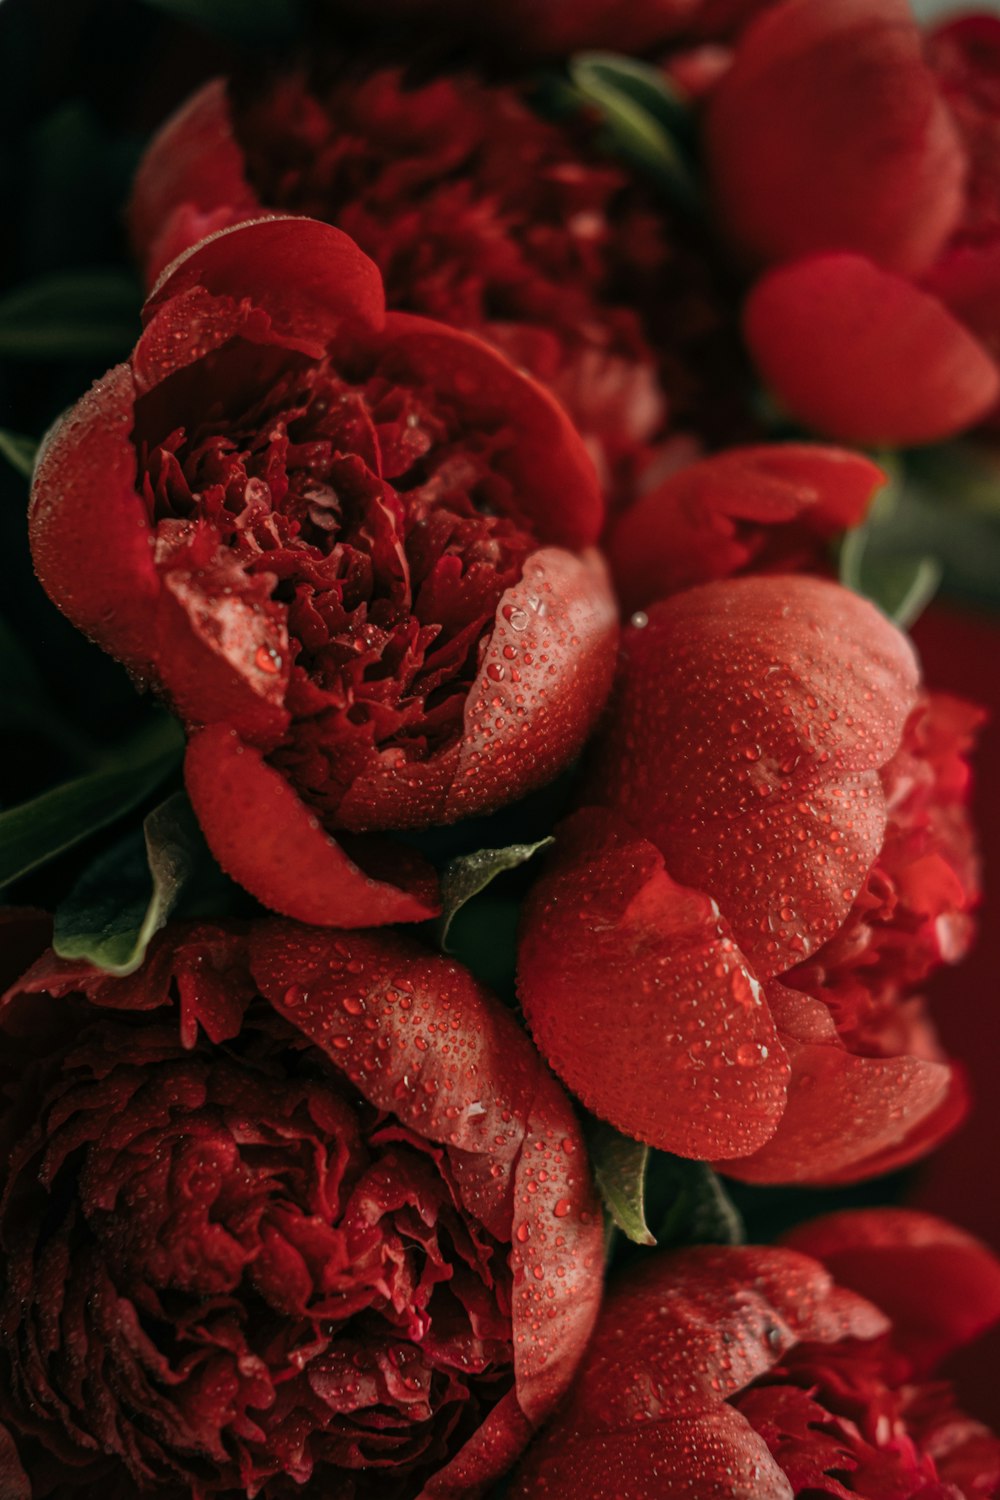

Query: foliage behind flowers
(4, 0), (1000, 1497)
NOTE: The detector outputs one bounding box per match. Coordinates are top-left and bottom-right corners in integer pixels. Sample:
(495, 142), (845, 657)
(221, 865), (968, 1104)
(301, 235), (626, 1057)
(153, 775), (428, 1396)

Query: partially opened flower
(518, 576), (977, 1181)
(705, 0), (1000, 444)
(128, 63), (753, 497)
(29, 217), (618, 926)
(511, 1211), (1000, 1499)
(0, 920), (603, 1498)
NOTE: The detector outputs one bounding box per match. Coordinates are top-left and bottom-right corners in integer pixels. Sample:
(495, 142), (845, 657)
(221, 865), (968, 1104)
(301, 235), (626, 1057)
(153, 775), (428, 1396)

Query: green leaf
(53, 792), (205, 976)
(587, 1119), (655, 1246)
(0, 715), (184, 888)
(568, 52), (700, 207)
(0, 270), (141, 360)
(138, 0), (301, 42)
(437, 838), (553, 949)
(839, 460), (942, 628)
(0, 429), (38, 479)
(649, 1156), (745, 1248)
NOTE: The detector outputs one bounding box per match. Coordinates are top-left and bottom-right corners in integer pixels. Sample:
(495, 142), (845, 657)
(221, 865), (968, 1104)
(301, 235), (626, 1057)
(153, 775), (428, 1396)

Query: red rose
(510, 1210), (1000, 1499)
(128, 65), (751, 500)
(29, 217), (618, 926)
(608, 442), (884, 612)
(705, 0), (1000, 444)
(0, 919), (603, 1498)
(518, 576), (977, 1180)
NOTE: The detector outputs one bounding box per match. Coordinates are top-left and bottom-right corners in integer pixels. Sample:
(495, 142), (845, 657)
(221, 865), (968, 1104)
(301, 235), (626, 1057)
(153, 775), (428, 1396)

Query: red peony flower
(705, 0), (1000, 444)
(518, 576), (978, 1181)
(608, 442), (884, 613)
(128, 64), (754, 498)
(0, 919), (603, 1498)
(29, 217), (618, 926)
(510, 1210), (1000, 1499)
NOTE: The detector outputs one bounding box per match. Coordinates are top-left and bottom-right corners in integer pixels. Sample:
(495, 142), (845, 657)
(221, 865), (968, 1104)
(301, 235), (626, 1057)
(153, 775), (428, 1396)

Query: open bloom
(511, 1210), (1000, 1499)
(29, 217), (618, 926)
(128, 62), (754, 497)
(705, 0), (1000, 444)
(518, 575), (978, 1181)
(0, 919), (603, 1498)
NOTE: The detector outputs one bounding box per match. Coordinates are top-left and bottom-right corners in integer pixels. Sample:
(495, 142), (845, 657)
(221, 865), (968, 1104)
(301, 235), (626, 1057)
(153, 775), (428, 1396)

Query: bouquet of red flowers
(3, 0), (1000, 1495)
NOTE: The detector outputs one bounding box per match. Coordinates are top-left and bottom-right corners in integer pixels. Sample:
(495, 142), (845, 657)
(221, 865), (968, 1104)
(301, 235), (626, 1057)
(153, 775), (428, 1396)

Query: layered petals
(0, 921), (603, 1497)
(30, 217), (617, 926)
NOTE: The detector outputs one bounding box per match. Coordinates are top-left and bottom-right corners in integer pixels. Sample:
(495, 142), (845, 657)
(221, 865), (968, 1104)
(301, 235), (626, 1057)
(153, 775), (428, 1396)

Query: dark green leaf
(0, 429), (38, 479)
(839, 460), (942, 628)
(0, 715), (184, 888)
(587, 1118), (655, 1246)
(437, 838), (553, 949)
(53, 792), (205, 976)
(649, 1156), (745, 1248)
(0, 270), (141, 360)
(138, 0), (301, 42)
(568, 52), (700, 207)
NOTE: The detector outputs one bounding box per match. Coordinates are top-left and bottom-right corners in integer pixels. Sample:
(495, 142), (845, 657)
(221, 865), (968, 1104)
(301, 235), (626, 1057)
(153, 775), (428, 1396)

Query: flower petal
(185, 728), (440, 926)
(706, 0), (965, 276)
(518, 808), (790, 1160)
(744, 254), (1000, 445)
(588, 576), (920, 975)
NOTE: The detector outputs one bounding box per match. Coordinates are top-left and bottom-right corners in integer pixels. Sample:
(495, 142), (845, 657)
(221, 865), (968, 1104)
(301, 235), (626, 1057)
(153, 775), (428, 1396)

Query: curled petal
(518, 808), (789, 1159)
(185, 728), (441, 926)
(128, 79), (259, 286)
(336, 548), (618, 831)
(374, 314), (604, 549)
(782, 1208), (1000, 1373)
(609, 443), (885, 610)
(29, 363), (159, 672)
(716, 986), (959, 1184)
(706, 0), (965, 276)
(588, 576), (920, 975)
(744, 254), (1000, 445)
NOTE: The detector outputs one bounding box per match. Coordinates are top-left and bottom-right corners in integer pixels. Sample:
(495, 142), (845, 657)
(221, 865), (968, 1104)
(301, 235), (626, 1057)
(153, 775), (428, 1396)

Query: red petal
(518, 808), (790, 1160)
(706, 0), (965, 277)
(375, 313), (604, 549)
(783, 1208), (1000, 1374)
(588, 575), (919, 976)
(184, 728), (441, 926)
(610, 443), (885, 611)
(29, 363), (159, 674)
(744, 254), (1000, 445)
(128, 79), (259, 286)
(924, 240), (1000, 374)
(143, 216), (385, 372)
(0, 1426), (29, 1500)
(335, 548), (618, 831)
(717, 986), (958, 1184)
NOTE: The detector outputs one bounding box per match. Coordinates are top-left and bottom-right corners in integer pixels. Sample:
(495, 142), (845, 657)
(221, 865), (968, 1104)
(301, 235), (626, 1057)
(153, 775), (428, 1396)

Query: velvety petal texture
(519, 577), (976, 1180)
(0, 921), (603, 1498)
(30, 217), (618, 926)
(512, 1227), (1000, 1499)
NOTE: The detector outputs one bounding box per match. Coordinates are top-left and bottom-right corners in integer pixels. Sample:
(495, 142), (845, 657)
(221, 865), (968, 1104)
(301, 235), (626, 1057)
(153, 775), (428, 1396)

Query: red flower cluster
(706, 0), (1000, 444)
(511, 1210), (1000, 1499)
(30, 217), (618, 925)
(128, 62), (752, 497)
(519, 576), (978, 1181)
(0, 919), (602, 1498)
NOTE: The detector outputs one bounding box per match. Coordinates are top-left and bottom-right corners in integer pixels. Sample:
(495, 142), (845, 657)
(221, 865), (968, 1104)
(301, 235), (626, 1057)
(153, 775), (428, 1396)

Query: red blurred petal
(518, 808), (790, 1159)
(29, 363), (159, 673)
(782, 1208), (1000, 1374)
(336, 548), (618, 831)
(744, 253), (1000, 445)
(609, 443), (885, 610)
(128, 79), (259, 286)
(717, 986), (958, 1184)
(706, 0), (965, 277)
(374, 313), (603, 549)
(589, 576), (919, 975)
(185, 728), (440, 926)
(924, 240), (1000, 384)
